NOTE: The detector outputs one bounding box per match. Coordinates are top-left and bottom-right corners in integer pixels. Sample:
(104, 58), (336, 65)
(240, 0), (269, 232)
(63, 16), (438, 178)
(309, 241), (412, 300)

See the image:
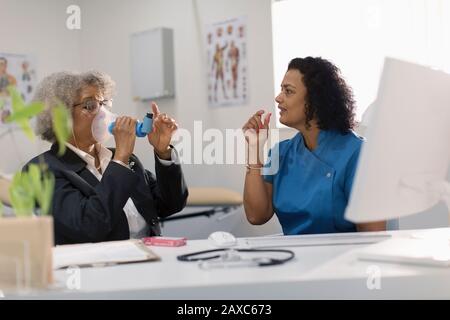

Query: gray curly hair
(34, 70), (116, 142)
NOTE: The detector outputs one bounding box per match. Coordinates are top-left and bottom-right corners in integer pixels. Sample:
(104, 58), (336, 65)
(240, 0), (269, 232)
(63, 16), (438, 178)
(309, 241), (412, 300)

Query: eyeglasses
(73, 98), (113, 114)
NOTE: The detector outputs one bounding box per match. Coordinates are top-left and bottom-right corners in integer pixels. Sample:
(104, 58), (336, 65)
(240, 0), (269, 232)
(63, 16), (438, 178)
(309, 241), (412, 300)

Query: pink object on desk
(143, 236), (187, 247)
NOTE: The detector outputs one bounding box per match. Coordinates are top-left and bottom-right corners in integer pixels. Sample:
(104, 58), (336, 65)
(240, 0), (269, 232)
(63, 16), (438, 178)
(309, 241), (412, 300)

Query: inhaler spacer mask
(91, 106), (118, 144)
(91, 106), (154, 144)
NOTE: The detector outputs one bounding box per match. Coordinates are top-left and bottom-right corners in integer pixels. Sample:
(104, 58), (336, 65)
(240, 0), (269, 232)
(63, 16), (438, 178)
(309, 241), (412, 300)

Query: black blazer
(25, 144), (188, 245)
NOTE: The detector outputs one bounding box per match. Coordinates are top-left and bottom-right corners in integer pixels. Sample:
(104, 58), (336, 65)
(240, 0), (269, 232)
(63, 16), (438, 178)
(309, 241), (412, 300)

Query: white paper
(53, 240), (157, 269)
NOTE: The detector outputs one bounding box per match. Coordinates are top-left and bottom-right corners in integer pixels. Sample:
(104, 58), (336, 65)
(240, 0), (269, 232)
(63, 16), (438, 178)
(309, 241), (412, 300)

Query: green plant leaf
(28, 164), (42, 203)
(52, 103), (72, 156)
(0, 200), (3, 216)
(27, 163), (54, 216)
(8, 165), (55, 217)
(5, 102), (44, 122)
(16, 120), (36, 140)
(40, 171), (55, 216)
(7, 86), (25, 113)
(3, 87), (57, 217)
(4, 86), (45, 141)
(9, 171), (34, 217)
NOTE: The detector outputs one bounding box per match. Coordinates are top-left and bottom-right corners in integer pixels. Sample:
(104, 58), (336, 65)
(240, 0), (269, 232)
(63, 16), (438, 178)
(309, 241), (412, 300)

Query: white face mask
(91, 106), (117, 144)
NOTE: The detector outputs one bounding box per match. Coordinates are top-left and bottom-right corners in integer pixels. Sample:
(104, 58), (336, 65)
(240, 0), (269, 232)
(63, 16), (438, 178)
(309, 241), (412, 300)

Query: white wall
(78, 0), (285, 236)
(0, 0), (284, 236)
(0, 0), (82, 172)
(77, 0), (278, 190)
(3, 0), (444, 236)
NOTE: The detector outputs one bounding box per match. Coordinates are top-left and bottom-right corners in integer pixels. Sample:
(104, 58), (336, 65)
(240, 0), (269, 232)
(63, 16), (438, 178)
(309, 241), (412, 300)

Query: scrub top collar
(299, 129), (335, 156)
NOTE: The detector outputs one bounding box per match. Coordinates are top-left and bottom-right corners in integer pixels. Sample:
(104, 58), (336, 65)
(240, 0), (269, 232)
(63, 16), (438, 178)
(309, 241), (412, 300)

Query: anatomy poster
(0, 53), (37, 125)
(206, 16), (248, 108)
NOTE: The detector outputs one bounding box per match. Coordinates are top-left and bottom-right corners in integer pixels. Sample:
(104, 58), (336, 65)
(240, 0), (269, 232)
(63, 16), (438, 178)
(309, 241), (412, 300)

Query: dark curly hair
(288, 57), (356, 133)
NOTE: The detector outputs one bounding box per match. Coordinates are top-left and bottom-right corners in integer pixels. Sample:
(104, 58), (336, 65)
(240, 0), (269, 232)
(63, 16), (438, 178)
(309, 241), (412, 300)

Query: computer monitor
(345, 57), (450, 223)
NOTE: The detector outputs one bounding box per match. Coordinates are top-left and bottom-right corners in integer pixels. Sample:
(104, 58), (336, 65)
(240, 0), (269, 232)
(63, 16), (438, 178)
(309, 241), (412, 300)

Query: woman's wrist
(246, 163), (263, 175)
(113, 153), (130, 163)
(247, 144), (264, 166)
(155, 146), (172, 160)
(112, 159), (130, 168)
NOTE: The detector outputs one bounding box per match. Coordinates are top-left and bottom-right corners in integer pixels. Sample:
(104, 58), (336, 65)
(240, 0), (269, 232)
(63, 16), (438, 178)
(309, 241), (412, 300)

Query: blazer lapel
(78, 168), (102, 187)
(50, 143), (100, 187)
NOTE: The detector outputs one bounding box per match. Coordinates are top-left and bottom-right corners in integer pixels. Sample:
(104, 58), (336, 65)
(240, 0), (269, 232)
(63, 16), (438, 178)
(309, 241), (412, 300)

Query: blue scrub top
(263, 130), (363, 235)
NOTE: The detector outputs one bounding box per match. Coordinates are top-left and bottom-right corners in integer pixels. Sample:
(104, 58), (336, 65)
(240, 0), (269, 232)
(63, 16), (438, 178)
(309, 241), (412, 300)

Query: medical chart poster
(0, 52), (37, 126)
(206, 16), (248, 108)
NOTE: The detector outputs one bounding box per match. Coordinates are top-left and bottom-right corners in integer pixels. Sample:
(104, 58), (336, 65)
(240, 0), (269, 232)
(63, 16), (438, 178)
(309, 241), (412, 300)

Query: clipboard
(53, 239), (160, 269)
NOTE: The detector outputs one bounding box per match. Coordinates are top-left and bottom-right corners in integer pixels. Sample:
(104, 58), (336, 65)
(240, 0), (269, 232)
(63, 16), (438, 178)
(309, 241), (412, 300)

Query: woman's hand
(242, 110), (272, 147)
(242, 110), (274, 224)
(148, 102), (178, 160)
(242, 110), (271, 165)
(112, 116), (137, 163)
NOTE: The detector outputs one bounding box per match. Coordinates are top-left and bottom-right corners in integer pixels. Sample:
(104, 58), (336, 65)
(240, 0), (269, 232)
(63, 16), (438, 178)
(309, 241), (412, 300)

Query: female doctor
(242, 57), (385, 235)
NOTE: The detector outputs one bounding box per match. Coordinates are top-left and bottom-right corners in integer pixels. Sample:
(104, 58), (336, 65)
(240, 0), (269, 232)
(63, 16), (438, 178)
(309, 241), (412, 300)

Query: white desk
(8, 229), (450, 299)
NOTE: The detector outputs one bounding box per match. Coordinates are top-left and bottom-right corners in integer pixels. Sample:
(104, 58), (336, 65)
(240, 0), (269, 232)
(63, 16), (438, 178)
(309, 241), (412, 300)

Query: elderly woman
(26, 71), (188, 245)
(242, 57), (385, 235)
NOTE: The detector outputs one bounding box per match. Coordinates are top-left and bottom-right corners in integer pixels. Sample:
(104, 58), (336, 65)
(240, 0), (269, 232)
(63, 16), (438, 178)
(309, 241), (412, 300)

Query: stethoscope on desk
(177, 248), (295, 269)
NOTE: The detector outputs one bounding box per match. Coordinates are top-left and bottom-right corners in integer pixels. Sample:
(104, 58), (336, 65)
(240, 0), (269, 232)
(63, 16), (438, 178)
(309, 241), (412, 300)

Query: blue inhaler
(108, 113), (153, 137)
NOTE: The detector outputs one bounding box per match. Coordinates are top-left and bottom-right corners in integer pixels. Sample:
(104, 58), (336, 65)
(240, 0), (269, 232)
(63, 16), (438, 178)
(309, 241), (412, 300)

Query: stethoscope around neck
(177, 248), (295, 269)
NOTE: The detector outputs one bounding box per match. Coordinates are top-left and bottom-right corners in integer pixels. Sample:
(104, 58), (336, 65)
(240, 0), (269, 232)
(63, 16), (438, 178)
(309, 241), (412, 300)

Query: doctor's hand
(242, 110), (271, 148)
(113, 116), (137, 163)
(147, 102), (178, 160)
